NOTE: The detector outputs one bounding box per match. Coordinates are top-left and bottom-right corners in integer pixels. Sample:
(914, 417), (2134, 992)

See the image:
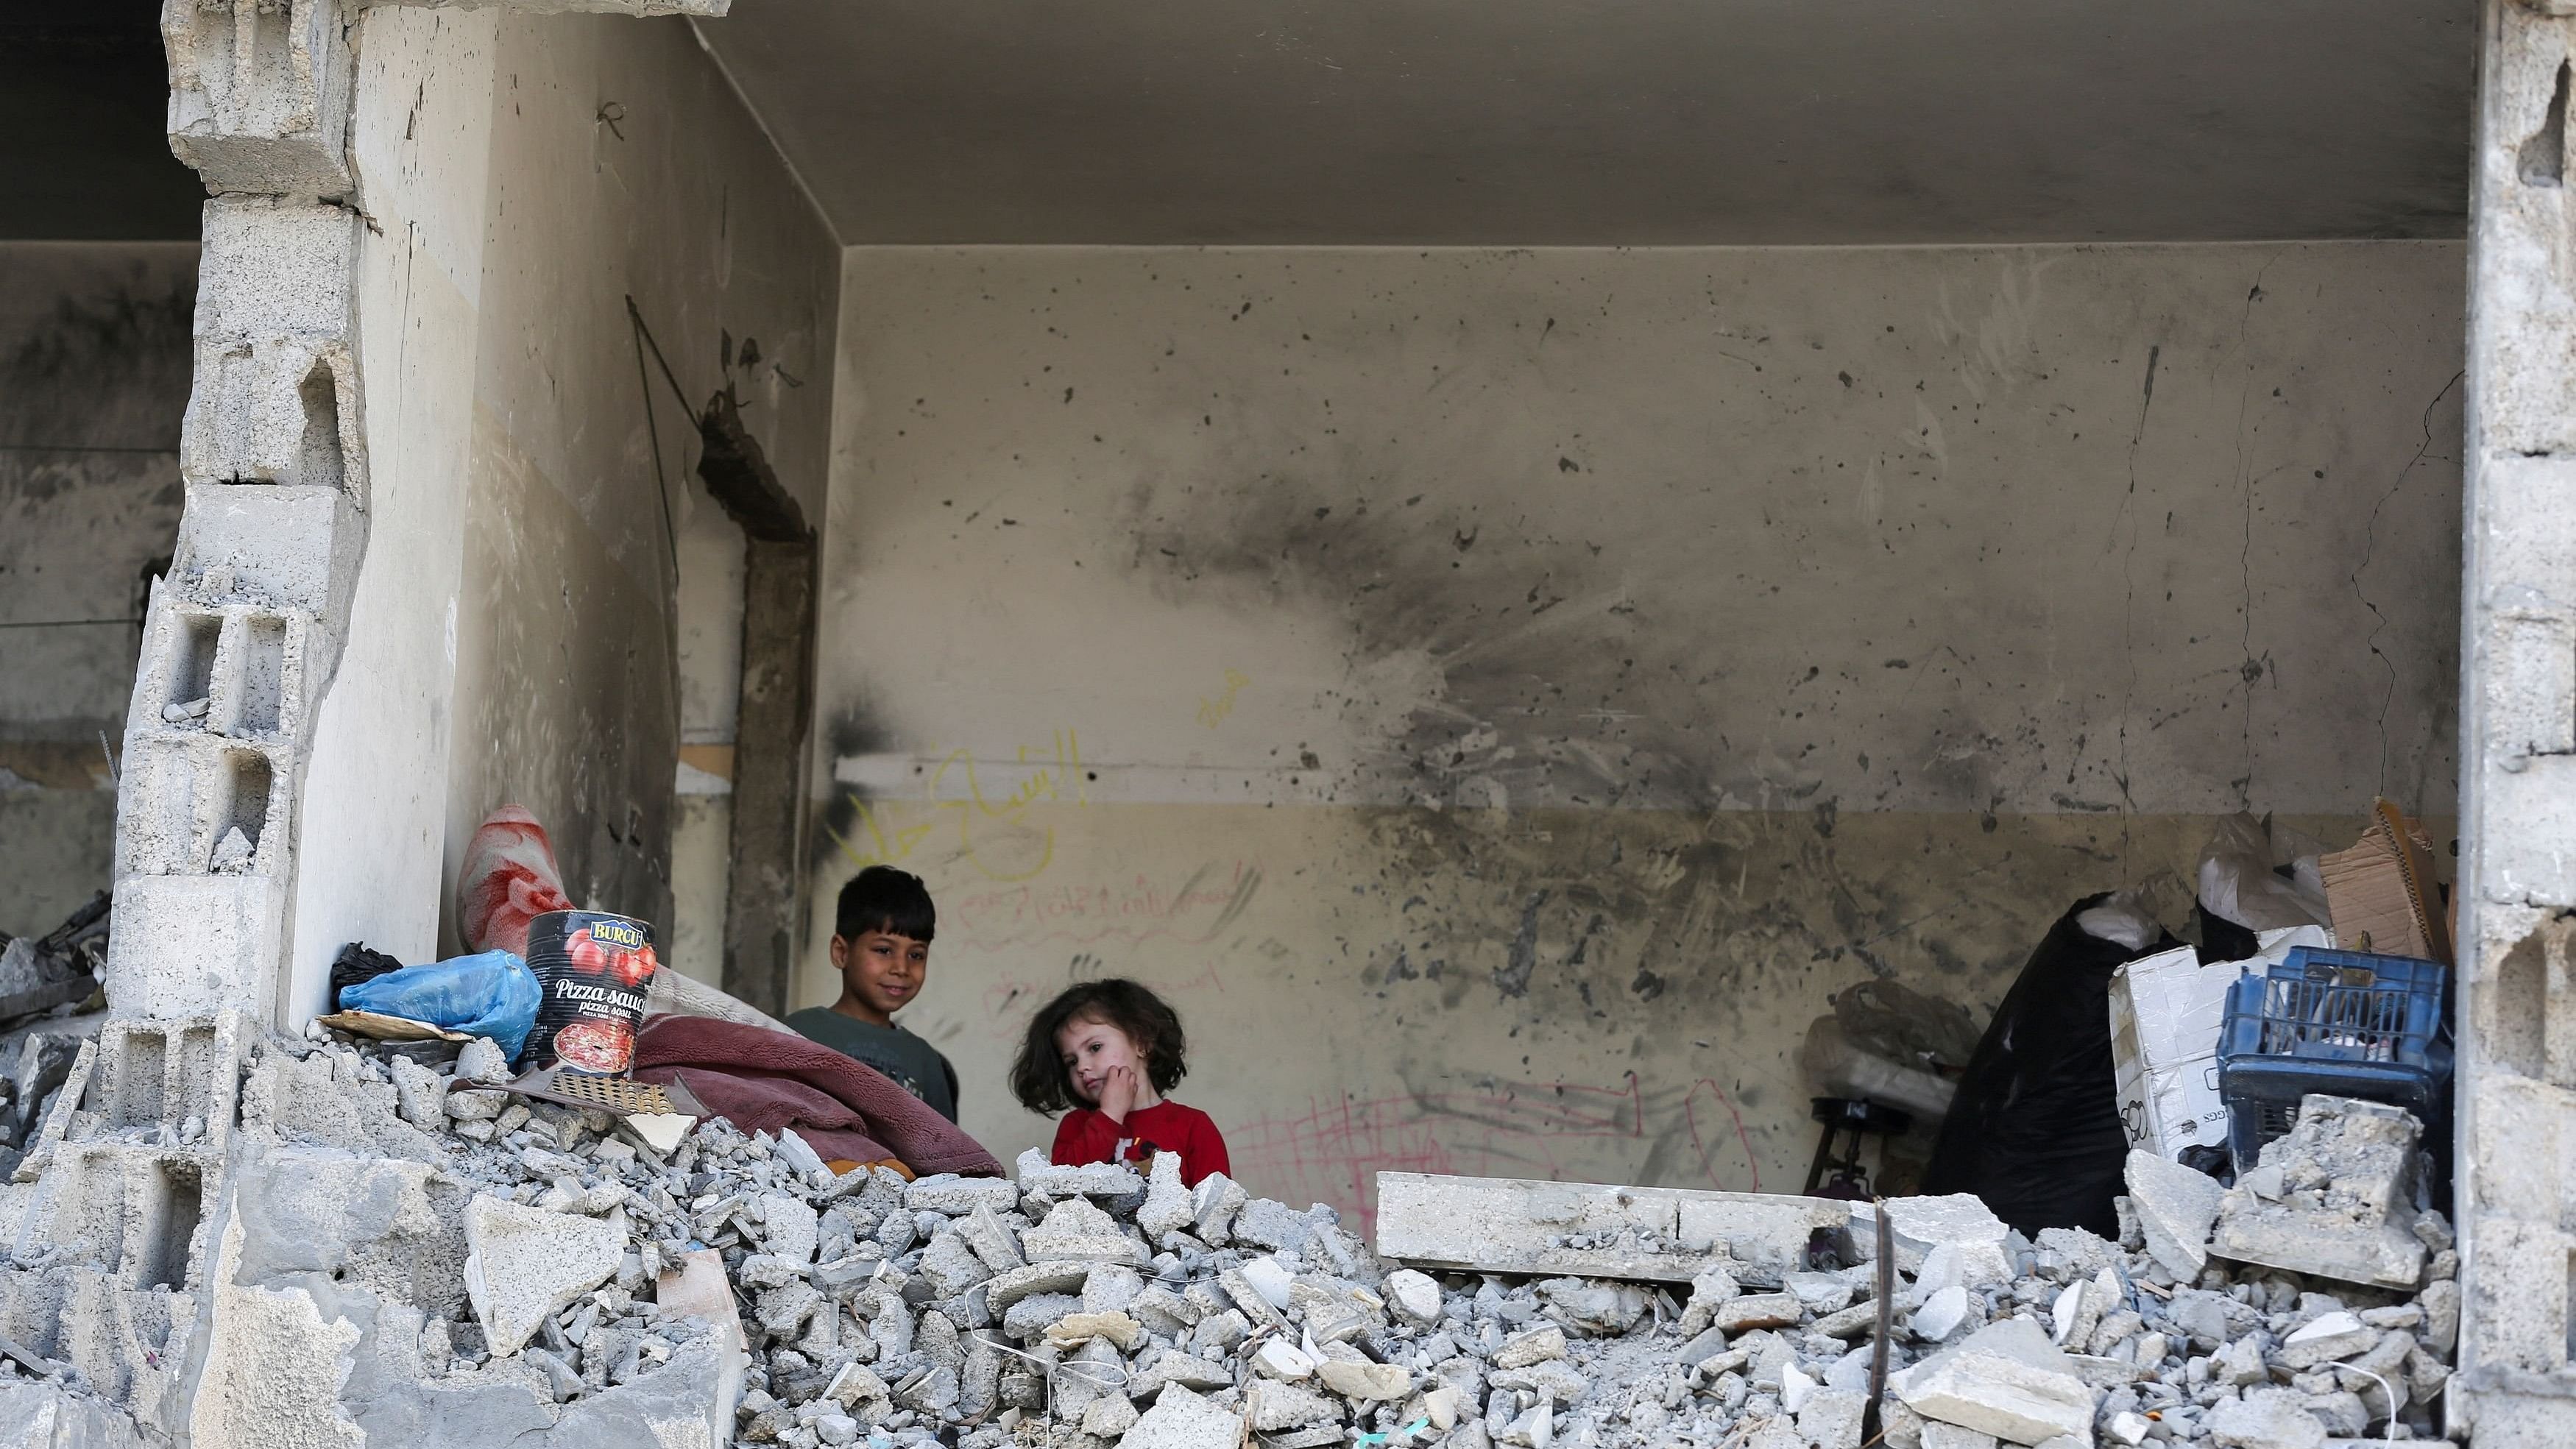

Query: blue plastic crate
(2216, 946), (2449, 1172)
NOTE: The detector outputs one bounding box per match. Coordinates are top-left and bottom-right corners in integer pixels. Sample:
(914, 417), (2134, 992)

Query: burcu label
(523, 909), (659, 1075)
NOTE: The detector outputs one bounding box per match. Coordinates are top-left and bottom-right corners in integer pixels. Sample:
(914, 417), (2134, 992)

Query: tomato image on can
(523, 910), (658, 1075)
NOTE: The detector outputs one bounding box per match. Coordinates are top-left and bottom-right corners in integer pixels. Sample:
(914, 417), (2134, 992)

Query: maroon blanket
(632, 1015), (1002, 1179)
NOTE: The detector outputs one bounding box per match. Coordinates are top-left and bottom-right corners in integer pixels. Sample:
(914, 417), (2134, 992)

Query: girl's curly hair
(1009, 978), (1189, 1114)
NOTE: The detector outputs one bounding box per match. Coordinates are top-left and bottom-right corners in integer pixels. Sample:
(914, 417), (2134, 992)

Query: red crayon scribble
(1681, 1077), (1763, 1194)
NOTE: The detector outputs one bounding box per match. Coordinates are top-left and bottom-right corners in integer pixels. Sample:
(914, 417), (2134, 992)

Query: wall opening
(297, 360), (343, 492)
(169, 613), (221, 712)
(234, 616), (287, 737)
(216, 749), (271, 860)
(99, 1029), (166, 1130)
(2525, 61), (2572, 188)
(138, 1161), (199, 1291)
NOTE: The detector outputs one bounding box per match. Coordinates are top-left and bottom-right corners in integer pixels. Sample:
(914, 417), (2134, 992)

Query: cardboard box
(2110, 925), (2329, 1159)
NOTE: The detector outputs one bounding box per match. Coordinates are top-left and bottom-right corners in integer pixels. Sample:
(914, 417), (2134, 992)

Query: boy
(785, 866), (961, 1122)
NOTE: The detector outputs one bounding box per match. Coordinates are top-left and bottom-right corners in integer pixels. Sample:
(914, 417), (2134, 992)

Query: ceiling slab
(698, 0), (2471, 247)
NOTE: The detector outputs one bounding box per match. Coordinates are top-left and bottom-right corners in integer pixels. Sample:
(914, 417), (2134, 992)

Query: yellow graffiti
(829, 729), (1089, 884)
(1196, 668), (1251, 729)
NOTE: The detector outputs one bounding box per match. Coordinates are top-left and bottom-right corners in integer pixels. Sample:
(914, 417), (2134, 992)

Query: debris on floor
(247, 1021), (2464, 1449)
(0, 891), (109, 1029)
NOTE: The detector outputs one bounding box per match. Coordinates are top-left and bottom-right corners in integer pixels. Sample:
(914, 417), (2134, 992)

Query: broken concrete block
(1919, 1425), (2000, 1449)
(2279, 1311), (2375, 1370)
(1319, 1357), (1412, 1400)
(905, 1173), (1020, 1216)
(1019, 1194), (1147, 1266)
(1913, 1286), (1973, 1343)
(1137, 1149), (1193, 1236)
(1912, 1239), (2017, 1306)
(1386, 1266), (1443, 1325)
(461, 1195), (625, 1356)
(1015, 1147), (1143, 1199)
(761, 1191), (818, 1264)
(1871, 1194), (2010, 1272)
(1250, 1379), (1342, 1429)
(1892, 1317), (2098, 1445)
(2206, 1386), (2328, 1449)
(1717, 1292), (1805, 1333)
(1125, 1382), (1248, 1448)
(1376, 1171), (1848, 1283)
(1799, 1386), (1869, 1449)
(2124, 1149), (2225, 1278)
(1495, 1325), (1567, 1368)
(2209, 1098), (2427, 1290)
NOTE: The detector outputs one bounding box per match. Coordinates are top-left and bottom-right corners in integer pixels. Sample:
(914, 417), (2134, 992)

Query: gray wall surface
(807, 241), (2465, 1226)
(0, 242), (193, 938)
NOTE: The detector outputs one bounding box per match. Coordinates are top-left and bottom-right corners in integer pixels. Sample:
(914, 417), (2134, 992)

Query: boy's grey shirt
(784, 1008), (961, 1123)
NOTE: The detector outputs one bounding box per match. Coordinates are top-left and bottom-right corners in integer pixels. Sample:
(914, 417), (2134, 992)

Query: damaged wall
(808, 242), (2465, 1225)
(0, 243), (193, 938)
(434, 14), (838, 963)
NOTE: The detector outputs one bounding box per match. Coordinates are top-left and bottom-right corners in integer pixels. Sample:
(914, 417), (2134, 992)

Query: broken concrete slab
(2125, 1147), (2226, 1278)
(1864, 1194), (2011, 1273)
(461, 1196), (625, 1356)
(2209, 1097), (2427, 1290)
(1374, 1171), (1850, 1283)
(1893, 1317), (2098, 1445)
(2207, 1385), (2328, 1449)
(1125, 1381), (1248, 1448)
(1019, 1194), (1148, 1266)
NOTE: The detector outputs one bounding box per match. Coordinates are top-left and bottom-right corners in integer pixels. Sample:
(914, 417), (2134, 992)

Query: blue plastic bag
(341, 949), (543, 1063)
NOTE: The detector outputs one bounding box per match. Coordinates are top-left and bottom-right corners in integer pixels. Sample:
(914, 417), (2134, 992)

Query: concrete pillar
(2461, 0), (2576, 1439)
(723, 538), (818, 1016)
(700, 397), (819, 1017)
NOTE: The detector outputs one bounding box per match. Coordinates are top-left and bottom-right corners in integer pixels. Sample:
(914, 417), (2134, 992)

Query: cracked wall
(807, 241), (2464, 1227)
(0, 243), (194, 938)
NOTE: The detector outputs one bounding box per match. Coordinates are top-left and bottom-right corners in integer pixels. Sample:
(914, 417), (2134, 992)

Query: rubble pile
(269, 1027), (2460, 1449)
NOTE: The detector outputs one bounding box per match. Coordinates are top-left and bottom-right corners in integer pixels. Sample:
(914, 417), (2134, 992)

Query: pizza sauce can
(523, 910), (658, 1074)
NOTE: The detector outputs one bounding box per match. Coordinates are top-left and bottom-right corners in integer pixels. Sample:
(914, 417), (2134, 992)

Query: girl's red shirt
(1050, 1099), (1231, 1186)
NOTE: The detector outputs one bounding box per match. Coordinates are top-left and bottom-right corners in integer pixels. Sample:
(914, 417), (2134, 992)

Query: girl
(1010, 979), (1231, 1186)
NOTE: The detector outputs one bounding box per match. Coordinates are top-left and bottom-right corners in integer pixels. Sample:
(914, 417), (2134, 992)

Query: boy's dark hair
(1010, 978), (1188, 1114)
(835, 866), (935, 943)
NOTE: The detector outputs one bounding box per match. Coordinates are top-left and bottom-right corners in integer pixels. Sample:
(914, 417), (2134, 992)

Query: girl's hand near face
(1100, 1063), (1141, 1123)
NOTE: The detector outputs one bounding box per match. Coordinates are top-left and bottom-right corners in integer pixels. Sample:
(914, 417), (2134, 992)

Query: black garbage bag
(1922, 893), (2182, 1238)
(330, 942), (406, 1010)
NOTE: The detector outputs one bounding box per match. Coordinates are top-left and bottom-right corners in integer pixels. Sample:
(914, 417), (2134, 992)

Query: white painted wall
(284, 9), (503, 1018)
(808, 242), (2463, 1226)
(436, 15), (835, 962)
(283, 13), (836, 1016)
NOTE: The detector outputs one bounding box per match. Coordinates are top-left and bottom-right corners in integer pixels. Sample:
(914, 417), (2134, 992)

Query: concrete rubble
(0, 1008), (2474, 1449)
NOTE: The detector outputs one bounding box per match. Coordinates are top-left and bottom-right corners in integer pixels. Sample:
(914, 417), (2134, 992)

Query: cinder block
(2477, 753), (2576, 905)
(168, 483), (359, 617)
(64, 1017), (248, 1161)
(194, 199), (356, 344)
(103, 876), (285, 1021)
(2469, 1214), (2575, 1373)
(163, 0), (355, 199)
(2458, 1372), (2576, 1448)
(2476, 1072), (2576, 1226)
(2483, 609), (2576, 760)
(2476, 10), (2576, 456)
(15, 1144), (211, 1294)
(180, 341), (364, 495)
(113, 732), (289, 880)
